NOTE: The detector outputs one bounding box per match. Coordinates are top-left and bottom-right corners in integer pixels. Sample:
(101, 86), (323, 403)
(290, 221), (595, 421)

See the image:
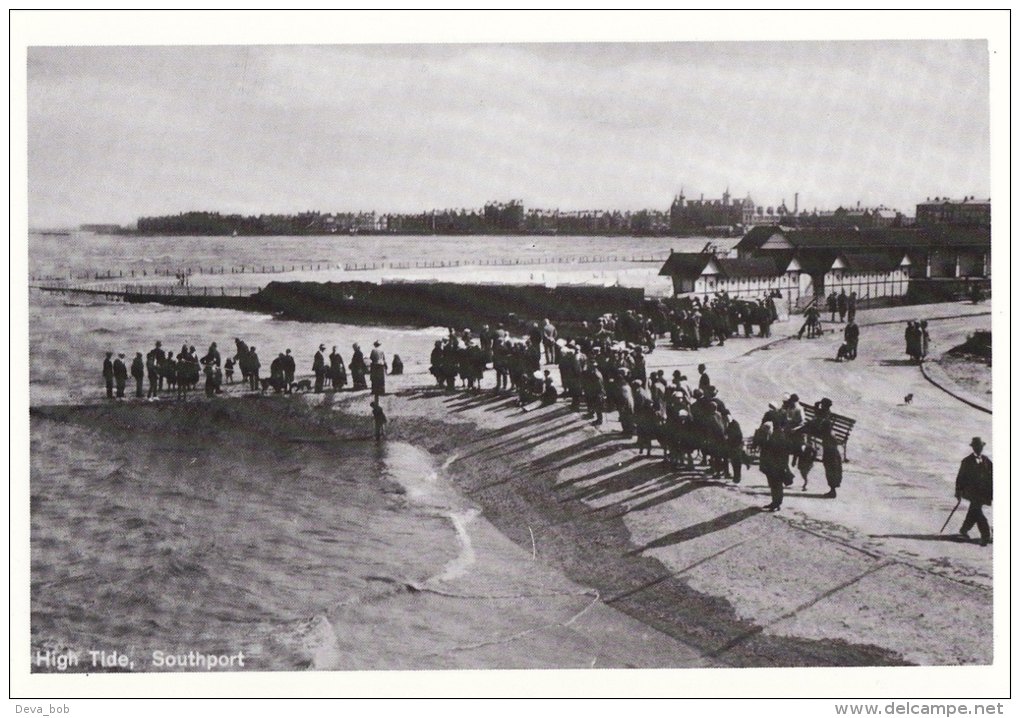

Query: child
(224, 357), (234, 384)
(371, 399), (387, 441)
(797, 442), (818, 491)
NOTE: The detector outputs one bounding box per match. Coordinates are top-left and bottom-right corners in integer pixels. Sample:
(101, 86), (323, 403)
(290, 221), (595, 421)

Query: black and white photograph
(11, 9), (1008, 706)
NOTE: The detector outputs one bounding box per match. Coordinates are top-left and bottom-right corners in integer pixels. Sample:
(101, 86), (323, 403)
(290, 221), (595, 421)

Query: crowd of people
(96, 300), (991, 539)
(659, 293), (781, 350)
(102, 338), (400, 400)
(427, 313), (849, 512)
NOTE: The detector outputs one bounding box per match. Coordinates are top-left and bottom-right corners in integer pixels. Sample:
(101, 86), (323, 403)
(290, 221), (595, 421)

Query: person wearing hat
(153, 340), (167, 391)
(312, 344), (327, 393)
(369, 341), (387, 396)
(112, 353), (128, 399)
(131, 351), (145, 398)
(283, 349), (296, 388)
(814, 398), (842, 498)
(697, 364), (711, 393)
(102, 351), (115, 399)
(349, 343), (368, 390)
(955, 437), (992, 546)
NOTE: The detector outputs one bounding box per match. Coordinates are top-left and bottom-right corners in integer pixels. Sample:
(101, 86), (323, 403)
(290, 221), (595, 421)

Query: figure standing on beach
(371, 398), (387, 441)
(330, 346), (347, 390)
(248, 346), (260, 391)
(313, 344), (327, 393)
(113, 353), (128, 399)
(350, 343), (368, 390)
(102, 352), (114, 399)
(369, 341), (388, 396)
(131, 352), (145, 398)
(153, 341), (166, 391)
(146, 348), (160, 398)
(955, 437), (992, 546)
(283, 349), (296, 388)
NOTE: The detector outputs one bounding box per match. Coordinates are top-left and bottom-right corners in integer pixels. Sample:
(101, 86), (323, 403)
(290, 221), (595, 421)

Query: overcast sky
(27, 41), (990, 227)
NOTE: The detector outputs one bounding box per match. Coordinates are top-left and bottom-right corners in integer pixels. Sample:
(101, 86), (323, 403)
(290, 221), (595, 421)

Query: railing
(33, 283), (256, 298)
(29, 253), (673, 283)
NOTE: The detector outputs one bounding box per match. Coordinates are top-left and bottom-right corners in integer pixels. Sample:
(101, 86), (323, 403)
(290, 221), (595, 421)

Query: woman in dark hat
(815, 397), (842, 498)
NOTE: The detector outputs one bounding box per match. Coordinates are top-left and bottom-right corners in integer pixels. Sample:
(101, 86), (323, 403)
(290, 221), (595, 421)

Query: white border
(8, 9), (1011, 701)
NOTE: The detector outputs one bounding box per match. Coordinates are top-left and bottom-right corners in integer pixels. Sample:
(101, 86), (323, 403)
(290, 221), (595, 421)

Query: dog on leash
(290, 379), (313, 393)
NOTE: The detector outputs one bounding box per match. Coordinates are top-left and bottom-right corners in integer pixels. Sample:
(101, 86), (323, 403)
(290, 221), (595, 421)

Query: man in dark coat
(146, 349), (160, 398)
(248, 347), (261, 391)
(131, 352), (145, 398)
(826, 292), (838, 322)
(313, 344), (327, 393)
(283, 349), (296, 387)
(837, 290), (848, 322)
(955, 437), (992, 546)
(697, 363), (711, 393)
(153, 341), (167, 390)
(102, 352), (115, 398)
(113, 353), (128, 399)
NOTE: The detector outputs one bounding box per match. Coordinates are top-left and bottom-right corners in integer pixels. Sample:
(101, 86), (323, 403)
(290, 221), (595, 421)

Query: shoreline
(28, 301), (994, 669)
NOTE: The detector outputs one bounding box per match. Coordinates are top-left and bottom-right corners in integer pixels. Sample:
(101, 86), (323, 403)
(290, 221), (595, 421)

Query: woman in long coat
(330, 346), (347, 390)
(815, 398), (843, 499)
(349, 343), (368, 390)
(369, 341), (387, 396)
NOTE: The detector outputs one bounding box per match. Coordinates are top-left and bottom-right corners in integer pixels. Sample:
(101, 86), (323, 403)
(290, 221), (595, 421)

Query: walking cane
(940, 497), (962, 534)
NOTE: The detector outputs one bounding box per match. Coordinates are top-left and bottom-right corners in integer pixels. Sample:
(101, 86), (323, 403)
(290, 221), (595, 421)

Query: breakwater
(252, 281), (646, 327)
(35, 280), (648, 328)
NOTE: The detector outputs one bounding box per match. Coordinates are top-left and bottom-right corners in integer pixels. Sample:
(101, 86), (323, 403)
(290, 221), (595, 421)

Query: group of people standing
(904, 320), (931, 364)
(100, 341), (222, 400)
(663, 293), (780, 350)
(103, 338), (396, 400)
(826, 289), (858, 324)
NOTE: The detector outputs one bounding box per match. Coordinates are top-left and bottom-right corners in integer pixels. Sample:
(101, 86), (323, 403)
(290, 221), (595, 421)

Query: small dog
(259, 377), (273, 393)
(290, 379), (313, 393)
(904, 393), (913, 405)
(835, 343), (852, 362)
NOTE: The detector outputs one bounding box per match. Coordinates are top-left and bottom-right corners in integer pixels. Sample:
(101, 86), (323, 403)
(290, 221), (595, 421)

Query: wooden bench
(743, 402), (857, 463)
(800, 402), (856, 462)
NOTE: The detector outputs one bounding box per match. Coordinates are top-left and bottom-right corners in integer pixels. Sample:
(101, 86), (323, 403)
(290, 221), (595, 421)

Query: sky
(26, 41), (991, 227)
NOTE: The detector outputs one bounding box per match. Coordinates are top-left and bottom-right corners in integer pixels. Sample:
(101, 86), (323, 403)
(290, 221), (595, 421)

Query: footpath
(380, 300), (994, 667)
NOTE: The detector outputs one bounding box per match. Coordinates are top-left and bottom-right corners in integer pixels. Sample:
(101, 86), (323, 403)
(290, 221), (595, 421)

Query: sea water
(25, 234), (673, 671)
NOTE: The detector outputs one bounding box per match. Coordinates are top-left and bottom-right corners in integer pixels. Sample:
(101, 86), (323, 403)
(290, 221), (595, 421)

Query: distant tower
(723, 187), (731, 206)
(794, 192), (799, 214)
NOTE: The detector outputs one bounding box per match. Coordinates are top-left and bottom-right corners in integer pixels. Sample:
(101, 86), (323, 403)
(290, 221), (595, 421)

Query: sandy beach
(30, 299), (993, 670)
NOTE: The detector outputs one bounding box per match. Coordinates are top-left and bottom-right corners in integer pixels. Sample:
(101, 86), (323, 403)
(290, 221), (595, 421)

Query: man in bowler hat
(956, 437), (992, 546)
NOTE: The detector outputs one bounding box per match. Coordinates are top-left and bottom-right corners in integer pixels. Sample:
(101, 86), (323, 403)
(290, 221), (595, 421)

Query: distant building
(669, 188), (757, 233)
(915, 196), (990, 228)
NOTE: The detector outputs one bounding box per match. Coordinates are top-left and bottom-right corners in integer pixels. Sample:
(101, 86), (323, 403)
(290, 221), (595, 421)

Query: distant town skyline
(28, 41), (990, 228)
